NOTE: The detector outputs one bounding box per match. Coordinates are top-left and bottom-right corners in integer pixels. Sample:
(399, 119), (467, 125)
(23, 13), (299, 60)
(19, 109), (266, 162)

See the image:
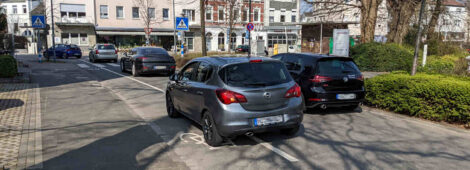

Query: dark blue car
(44, 44), (82, 59)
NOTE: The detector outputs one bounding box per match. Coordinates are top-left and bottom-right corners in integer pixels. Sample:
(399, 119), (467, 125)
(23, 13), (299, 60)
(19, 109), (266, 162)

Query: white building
(265, 0), (302, 52)
(437, 0), (468, 42)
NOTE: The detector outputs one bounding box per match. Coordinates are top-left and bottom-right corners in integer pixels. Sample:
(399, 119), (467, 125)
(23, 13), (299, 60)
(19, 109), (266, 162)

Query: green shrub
(350, 43), (413, 72)
(0, 55), (17, 77)
(427, 39), (465, 56)
(365, 73), (470, 124)
(419, 54), (468, 75)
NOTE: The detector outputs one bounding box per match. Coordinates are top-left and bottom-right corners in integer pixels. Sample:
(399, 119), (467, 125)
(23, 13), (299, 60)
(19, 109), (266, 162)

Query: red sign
(247, 23), (254, 31)
(144, 28), (152, 35)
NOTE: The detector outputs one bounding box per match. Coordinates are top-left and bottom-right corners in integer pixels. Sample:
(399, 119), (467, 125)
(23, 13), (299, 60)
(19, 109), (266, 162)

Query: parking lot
(19, 55), (470, 169)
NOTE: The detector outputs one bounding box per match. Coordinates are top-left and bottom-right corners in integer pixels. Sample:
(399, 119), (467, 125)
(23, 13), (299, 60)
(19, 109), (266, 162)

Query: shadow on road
(0, 99), (24, 111)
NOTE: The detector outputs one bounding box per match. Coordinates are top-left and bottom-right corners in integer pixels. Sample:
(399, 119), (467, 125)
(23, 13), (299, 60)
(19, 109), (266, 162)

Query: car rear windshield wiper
(244, 83), (266, 87)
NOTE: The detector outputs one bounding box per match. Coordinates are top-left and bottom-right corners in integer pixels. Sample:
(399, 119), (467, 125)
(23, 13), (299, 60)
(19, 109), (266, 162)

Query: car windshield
(138, 48), (168, 55)
(317, 58), (361, 74)
(98, 45), (115, 50)
(219, 62), (292, 87)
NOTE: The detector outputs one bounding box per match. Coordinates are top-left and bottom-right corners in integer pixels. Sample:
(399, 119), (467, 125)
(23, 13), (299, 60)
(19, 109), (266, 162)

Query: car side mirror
(169, 73), (179, 81)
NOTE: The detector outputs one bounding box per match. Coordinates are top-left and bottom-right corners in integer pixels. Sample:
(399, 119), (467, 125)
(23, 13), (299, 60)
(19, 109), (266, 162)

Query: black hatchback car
(272, 53), (365, 110)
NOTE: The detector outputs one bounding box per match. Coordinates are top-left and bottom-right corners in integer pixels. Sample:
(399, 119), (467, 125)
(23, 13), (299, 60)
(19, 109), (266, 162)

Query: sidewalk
(0, 56), (42, 169)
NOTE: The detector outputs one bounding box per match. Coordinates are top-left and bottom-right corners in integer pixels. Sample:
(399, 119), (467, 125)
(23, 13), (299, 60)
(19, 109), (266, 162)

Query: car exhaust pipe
(245, 132), (254, 136)
(320, 104), (327, 110)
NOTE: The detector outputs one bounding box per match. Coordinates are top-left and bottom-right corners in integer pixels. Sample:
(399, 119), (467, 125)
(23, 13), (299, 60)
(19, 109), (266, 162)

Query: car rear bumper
(305, 90), (365, 108)
(95, 54), (118, 59)
(213, 97), (304, 137)
(67, 51), (82, 56)
(139, 62), (176, 74)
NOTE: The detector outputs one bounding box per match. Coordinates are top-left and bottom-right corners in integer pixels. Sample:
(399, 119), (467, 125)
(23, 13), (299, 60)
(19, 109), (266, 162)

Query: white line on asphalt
(78, 59), (299, 162)
(77, 64), (90, 68)
(248, 135), (299, 162)
(80, 59), (165, 92)
(92, 63), (106, 68)
(107, 63), (120, 67)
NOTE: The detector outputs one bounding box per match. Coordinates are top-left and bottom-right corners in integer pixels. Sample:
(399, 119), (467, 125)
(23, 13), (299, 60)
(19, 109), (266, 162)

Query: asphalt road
(23, 55), (470, 170)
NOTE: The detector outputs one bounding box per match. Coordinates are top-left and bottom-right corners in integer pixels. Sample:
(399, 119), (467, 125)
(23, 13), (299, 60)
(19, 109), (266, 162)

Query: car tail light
(284, 84), (301, 98)
(66, 49), (70, 52)
(357, 75), (364, 81)
(310, 75), (332, 83)
(250, 59), (262, 63)
(115, 50), (118, 54)
(216, 89), (247, 105)
(95, 50), (99, 54)
(170, 65), (176, 69)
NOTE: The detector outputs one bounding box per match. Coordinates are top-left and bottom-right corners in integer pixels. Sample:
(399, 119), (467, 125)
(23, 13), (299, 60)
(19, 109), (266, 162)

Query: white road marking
(107, 63), (120, 67)
(78, 59), (299, 162)
(77, 64), (90, 68)
(248, 135), (299, 162)
(92, 63), (106, 68)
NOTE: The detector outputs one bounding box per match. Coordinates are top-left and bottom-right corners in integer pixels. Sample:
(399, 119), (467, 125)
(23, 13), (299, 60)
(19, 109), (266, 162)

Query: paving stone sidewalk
(0, 84), (42, 169)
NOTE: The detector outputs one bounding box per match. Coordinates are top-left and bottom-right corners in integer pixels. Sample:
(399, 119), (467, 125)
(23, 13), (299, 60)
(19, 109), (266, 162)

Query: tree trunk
(427, 0), (442, 40)
(360, 0), (382, 43)
(227, 1), (234, 53)
(386, 0), (420, 44)
(200, 0), (207, 56)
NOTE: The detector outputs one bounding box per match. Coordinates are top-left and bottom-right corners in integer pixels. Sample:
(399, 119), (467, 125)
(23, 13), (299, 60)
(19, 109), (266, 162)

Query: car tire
(120, 60), (126, 72)
(202, 112), (223, 147)
(281, 125), (300, 136)
(132, 63), (139, 77)
(90, 56), (95, 63)
(166, 93), (180, 118)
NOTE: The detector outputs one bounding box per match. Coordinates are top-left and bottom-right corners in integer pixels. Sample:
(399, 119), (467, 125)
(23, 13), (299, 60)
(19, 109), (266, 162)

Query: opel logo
(343, 77), (349, 82)
(263, 92), (272, 100)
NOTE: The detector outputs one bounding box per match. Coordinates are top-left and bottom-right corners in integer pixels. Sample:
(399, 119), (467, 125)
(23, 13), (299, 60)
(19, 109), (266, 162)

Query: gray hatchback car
(166, 56), (304, 146)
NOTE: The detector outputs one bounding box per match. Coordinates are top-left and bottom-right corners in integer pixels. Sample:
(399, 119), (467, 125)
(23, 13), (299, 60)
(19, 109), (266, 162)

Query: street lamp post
(50, 0), (56, 62)
(248, 0), (251, 57)
(173, 0), (177, 56)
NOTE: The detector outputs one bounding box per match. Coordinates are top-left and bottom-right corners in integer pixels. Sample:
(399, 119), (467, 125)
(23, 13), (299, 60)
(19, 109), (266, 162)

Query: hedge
(350, 43), (414, 72)
(0, 55), (17, 78)
(365, 73), (470, 124)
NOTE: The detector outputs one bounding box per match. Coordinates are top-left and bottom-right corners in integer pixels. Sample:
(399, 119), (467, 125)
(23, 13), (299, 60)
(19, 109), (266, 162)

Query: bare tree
(306, 0), (383, 43)
(426, 0), (443, 39)
(134, 0), (158, 45)
(386, 0), (421, 44)
(226, 0), (238, 53)
(201, 0), (207, 56)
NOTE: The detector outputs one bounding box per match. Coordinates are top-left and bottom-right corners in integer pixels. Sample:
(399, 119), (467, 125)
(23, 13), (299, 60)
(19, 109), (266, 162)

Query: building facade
(437, 0), (467, 42)
(2, 0), (41, 39)
(265, 0), (301, 52)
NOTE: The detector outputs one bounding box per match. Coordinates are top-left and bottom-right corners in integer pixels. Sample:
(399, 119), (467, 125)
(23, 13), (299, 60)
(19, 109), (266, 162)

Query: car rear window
(317, 58), (361, 75)
(98, 45), (115, 50)
(219, 62), (292, 87)
(138, 48), (168, 55)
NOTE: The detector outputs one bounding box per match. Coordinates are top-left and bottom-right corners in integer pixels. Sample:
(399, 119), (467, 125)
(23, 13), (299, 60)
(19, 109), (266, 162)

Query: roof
(193, 56), (277, 66)
(442, 0), (466, 7)
(1, 0), (26, 3)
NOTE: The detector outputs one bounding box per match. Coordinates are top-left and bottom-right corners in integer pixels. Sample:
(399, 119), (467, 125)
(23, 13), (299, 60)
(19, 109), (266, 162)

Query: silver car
(89, 44), (118, 63)
(166, 57), (304, 146)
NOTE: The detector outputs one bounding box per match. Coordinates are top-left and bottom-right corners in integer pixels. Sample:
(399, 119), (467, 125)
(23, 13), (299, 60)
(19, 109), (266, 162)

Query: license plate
(254, 115), (283, 126)
(337, 94), (356, 100)
(74, 53), (80, 56)
(154, 66), (166, 70)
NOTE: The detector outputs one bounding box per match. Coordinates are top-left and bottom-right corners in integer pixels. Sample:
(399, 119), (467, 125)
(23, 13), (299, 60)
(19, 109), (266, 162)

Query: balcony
(56, 16), (94, 26)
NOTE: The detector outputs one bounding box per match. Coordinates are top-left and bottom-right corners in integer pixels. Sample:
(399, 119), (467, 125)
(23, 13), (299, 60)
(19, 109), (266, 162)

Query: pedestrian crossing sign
(175, 17), (189, 31)
(31, 15), (45, 28)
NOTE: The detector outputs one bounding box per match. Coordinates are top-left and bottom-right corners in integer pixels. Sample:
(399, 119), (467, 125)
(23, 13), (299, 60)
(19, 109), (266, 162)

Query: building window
(132, 7), (139, 18)
(280, 15), (285, 22)
(291, 15), (296, 22)
(183, 9), (195, 22)
(206, 6), (212, 21)
(253, 9), (259, 22)
(242, 33), (246, 45)
(116, 6), (124, 18)
(234, 9), (239, 21)
(268, 34), (297, 48)
(218, 32), (225, 50)
(22, 5), (27, 13)
(185, 37), (194, 50)
(61, 33), (88, 45)
(148, 8), (155, 19)
(163, 8), (169, 20)
(60, 4), (86, 18)
(100, 5), (108, 18)
(230, 33), (237, 50)
(455, 20), (461, 27)
(218, 7), (224, 21)
(269, 16), (274, 22)
(12, 5), (17, 14)
(242, 9), (248, 22)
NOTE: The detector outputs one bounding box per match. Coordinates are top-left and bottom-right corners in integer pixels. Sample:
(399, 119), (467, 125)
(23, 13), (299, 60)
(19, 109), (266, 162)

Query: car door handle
(196, 91), (203, 95)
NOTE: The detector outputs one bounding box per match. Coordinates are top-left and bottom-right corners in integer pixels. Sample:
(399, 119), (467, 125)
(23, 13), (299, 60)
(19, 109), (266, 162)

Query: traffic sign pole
(248, 0), (252, 57)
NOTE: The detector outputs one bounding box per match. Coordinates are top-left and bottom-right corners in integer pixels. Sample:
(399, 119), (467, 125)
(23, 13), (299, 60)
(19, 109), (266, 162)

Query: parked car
(166, 57), (304, 146)
(43, 44), (82, 59)
(89, 44), (118, 63)
(235, 45), (250, 52)
(272, 53), (365, 110)
(120, 47), (176, 76)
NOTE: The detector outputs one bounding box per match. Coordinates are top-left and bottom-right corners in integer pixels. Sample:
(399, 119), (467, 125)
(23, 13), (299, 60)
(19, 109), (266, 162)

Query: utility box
(255, 40), (265, 56)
